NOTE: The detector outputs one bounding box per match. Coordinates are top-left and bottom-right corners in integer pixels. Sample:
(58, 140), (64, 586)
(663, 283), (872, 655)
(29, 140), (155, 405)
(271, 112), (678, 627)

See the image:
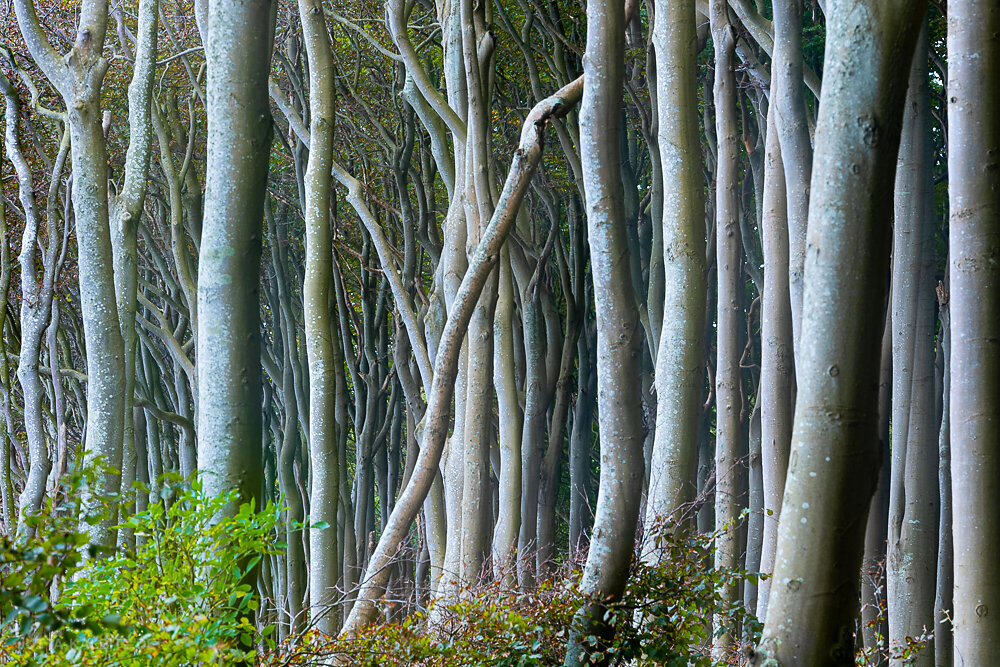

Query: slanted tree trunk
(754, 1), (927, 663)
(340, 76), (584, 636)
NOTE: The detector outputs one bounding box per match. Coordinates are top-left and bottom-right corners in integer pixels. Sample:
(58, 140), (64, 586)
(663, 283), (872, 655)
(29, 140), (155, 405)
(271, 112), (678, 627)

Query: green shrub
(0, 469), (282, 666)
(276, 518), (763, 666)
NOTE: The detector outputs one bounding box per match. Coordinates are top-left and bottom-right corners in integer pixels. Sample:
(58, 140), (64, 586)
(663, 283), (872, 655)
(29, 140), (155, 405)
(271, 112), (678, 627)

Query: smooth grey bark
(754, 0), (927, 663)
(492, 245), (522, 584)
(757, 99), (793, 622)
(887, 26), (938, 663)
(458, 0), (498, 588)
(933, 295), (952, 667)
(947, 1), (1000, 662)
(517, 282), (547, 589)
(644, 0), (707, 534)
(710, 0), (741, 658)
(862, 312), (892, 664)
(772, 0), (813, 352)
(196, 0), (275, 507)
(564, 0), (644, 661)
(295, 0), (340, 634)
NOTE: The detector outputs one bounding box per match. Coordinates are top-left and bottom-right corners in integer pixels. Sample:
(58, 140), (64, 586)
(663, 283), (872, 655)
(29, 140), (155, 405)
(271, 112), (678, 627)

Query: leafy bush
(0, 466), (113, 655)
(1, 468), (763, 666)
(275, 518), (763, 666)
(0, 469), (282, 666)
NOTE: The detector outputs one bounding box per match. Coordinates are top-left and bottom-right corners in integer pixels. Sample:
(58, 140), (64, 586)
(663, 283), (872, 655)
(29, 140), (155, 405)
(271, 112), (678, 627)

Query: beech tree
(755, 0), (927, 663)
(0, 0), (996, 664)
(948, 0), (999, 663)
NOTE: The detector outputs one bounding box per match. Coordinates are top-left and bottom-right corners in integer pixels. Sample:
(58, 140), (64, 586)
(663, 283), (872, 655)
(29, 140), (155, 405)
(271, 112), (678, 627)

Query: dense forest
(0, 0), (996, 664)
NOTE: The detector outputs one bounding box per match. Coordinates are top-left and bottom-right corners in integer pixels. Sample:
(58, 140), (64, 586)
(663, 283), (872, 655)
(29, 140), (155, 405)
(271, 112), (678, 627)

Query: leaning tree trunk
(754, 0), (927, 664)
(947, 1), (1000, 663)
(196, 0), (275, 508)
(339, 77), (585, 637)
(563, 0), (644, 663)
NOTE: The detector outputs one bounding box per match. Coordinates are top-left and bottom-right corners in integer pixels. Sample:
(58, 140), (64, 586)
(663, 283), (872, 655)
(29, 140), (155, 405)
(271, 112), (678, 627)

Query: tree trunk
(887, 24), (938, 662)
(196, 0), (275, 509)
(564, 0), (644, 661)
(772, 0), (812, 353)
(947, 1), (1000, 662)
(296, 0), (340, 633)
(757, 98), (793, 621)
(710, 0), (742, 657)
(754, 1), (927, 663)
(492, 246), (522, 584)
(644, 0), (706, 532)
(862, 313), (892, 664)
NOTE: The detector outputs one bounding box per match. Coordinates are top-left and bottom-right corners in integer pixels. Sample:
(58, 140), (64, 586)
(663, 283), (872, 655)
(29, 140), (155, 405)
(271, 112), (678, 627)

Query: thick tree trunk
(947, 1), (1000, 663)
(564, 0), (644, 661)
(644, 0), (706, 531)
(12, 0), (129, 547)
(887, 25), (938, 662)
(196, 0), (275, 508)
(754, 1), (927, 663)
